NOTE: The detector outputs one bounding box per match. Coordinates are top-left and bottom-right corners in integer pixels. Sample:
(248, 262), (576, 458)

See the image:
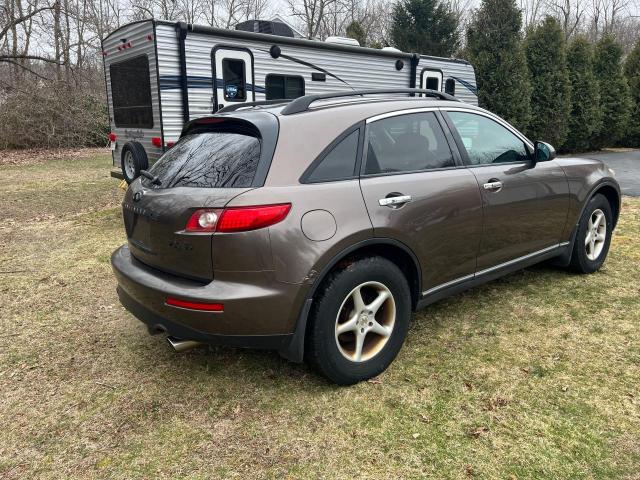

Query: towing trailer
(101, 19), (478, 183)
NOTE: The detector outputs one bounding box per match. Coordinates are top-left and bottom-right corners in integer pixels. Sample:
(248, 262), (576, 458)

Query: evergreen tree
(592, 35), (631, 149)
(466, 0), (531, 130)
(346, 21), (367, 47)
(524, 17), (571, 148)
(624, 41), (640, 147)
(391, 0), (459, 57)
(565, 36), (601, 152)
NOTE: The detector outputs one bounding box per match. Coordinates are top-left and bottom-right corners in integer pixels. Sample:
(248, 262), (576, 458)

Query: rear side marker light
(185, 204), (291, 233)
(151, 137), (162, 147)
(108, 133), (117, 142)
(166, 297), (224, 312)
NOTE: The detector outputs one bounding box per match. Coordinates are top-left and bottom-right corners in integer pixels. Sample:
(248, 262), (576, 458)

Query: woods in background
(0, 0), (639, 150)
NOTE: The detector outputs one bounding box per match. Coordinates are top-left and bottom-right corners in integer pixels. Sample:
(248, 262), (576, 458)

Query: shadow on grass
(119, 261), (578, 392)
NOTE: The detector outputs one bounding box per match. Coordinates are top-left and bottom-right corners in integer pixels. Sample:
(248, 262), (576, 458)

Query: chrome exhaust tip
(166, 336), (203, 353)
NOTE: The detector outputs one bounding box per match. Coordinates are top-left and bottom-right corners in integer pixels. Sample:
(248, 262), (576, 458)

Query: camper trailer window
(265, 75), (305, 100)
(445, 78), (456, 96)
(305, 129), (359, 183)
(222, 59), (247, 101)
(365, 112), (454, 174)
(109, 55), (153, 128)
(426, 77), (439, 90)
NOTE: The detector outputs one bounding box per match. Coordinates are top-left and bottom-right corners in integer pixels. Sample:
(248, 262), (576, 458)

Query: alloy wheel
(334, 281), (396, 362)
(585, 208), (607, 261)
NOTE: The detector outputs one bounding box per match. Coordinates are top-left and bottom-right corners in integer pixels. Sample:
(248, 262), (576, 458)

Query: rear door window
(365, 111), (455, 174)
(144, 132), (260, 188)
(109, 55), (153, 128)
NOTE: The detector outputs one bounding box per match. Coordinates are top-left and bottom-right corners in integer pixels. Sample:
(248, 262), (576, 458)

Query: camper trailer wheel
(121, 142), (149, 184)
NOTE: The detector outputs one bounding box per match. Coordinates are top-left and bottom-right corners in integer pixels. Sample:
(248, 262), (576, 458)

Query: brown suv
(111, 89), (620, 385)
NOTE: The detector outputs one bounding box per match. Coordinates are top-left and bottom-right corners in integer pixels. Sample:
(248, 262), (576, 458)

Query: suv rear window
(144, 132), (260, 188)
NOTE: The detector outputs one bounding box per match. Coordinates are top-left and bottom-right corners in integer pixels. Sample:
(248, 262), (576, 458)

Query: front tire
(305, 256), (411, 385)
(569, 193), (613, 274)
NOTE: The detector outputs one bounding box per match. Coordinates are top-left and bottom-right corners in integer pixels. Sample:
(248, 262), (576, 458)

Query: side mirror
(533, 141), (556, 164)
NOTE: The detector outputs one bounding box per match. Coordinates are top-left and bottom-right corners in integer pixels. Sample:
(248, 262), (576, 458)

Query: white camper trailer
(101, 19), (478, 182)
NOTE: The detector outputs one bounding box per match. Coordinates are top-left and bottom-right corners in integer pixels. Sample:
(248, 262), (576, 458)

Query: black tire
(305, 256), (411, 385)
(121, 142), (149, 184)
(569, 193), (613, 274)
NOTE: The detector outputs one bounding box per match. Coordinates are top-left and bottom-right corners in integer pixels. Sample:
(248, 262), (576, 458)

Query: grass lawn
(0, 151), (638, 479)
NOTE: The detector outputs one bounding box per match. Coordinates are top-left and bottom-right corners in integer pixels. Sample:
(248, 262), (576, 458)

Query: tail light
(185, 204), (291, 233)
(108, 132), (117, 142)
(151, 137), (162, 147)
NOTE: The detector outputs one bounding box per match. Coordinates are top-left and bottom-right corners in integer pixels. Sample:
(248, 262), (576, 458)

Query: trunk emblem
(133, 191), (144, 202)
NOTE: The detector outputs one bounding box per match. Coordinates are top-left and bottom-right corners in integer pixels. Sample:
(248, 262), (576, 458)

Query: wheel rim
(123, 151), (136, 179)
(334, 281), (396, 363)
(585, 208), (607, 261)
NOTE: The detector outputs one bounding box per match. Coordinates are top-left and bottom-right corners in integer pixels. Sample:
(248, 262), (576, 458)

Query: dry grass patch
(0, 152), (639, 479)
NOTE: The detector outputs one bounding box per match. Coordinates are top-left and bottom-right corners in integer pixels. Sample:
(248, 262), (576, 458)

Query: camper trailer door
(212, 47), (255, 111)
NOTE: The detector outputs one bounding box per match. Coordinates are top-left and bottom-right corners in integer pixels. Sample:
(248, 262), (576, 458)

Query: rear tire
(569, 193), (613, 274)
(121, 142), (149, 184)
(305, 256), (411, 385)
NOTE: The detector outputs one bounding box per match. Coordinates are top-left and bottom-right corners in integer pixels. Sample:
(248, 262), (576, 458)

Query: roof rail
(280, 89), (459, 115)
(218, 99), (291, 113)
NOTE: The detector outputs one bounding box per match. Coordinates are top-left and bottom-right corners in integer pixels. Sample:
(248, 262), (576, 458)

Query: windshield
(144, 132), (261, 188)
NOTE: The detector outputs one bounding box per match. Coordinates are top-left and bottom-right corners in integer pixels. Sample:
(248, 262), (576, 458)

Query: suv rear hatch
(121, 113), (279, 281)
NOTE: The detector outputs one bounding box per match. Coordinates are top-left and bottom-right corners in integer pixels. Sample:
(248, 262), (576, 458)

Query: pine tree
(466, 0), (531, 130)
(564, 36), (601, 152)
(391, 0), (460, 57)
(346, 21), (367, 47)
(524, 17), (571, 148)
(592, 35), (631, 149)
(624, 41), (640, 147)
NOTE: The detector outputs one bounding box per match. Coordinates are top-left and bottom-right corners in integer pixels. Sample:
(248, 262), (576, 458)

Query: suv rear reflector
(185, 204), (291, 233)
(166, 297), (224, 312)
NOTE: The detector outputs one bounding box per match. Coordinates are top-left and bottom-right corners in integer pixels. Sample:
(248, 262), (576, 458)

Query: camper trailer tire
(121, 142), (149, 184)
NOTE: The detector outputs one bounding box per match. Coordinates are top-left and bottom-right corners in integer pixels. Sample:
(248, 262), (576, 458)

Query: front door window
(447, 111), (530, 165)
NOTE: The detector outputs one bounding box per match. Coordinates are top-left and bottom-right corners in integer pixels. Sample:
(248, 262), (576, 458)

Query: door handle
(379, 195), (412, 207)
(483, 180), (503, 192)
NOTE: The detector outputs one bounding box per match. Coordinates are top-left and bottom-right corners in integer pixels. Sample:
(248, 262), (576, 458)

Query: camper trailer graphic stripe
(159, 75), (266, 93)
(159, 75), (476, 96)
(451, 76), (477, 95)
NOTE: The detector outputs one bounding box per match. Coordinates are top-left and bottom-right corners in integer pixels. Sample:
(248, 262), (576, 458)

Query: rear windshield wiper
(140, 170), (162, 186)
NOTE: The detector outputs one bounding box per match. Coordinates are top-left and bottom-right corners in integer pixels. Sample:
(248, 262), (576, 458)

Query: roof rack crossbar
(218, 99), (292, 113)
(280, 89), (459, 115)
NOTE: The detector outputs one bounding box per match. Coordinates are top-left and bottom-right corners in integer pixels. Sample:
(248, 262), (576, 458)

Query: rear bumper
(111, 244), (302, 350)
